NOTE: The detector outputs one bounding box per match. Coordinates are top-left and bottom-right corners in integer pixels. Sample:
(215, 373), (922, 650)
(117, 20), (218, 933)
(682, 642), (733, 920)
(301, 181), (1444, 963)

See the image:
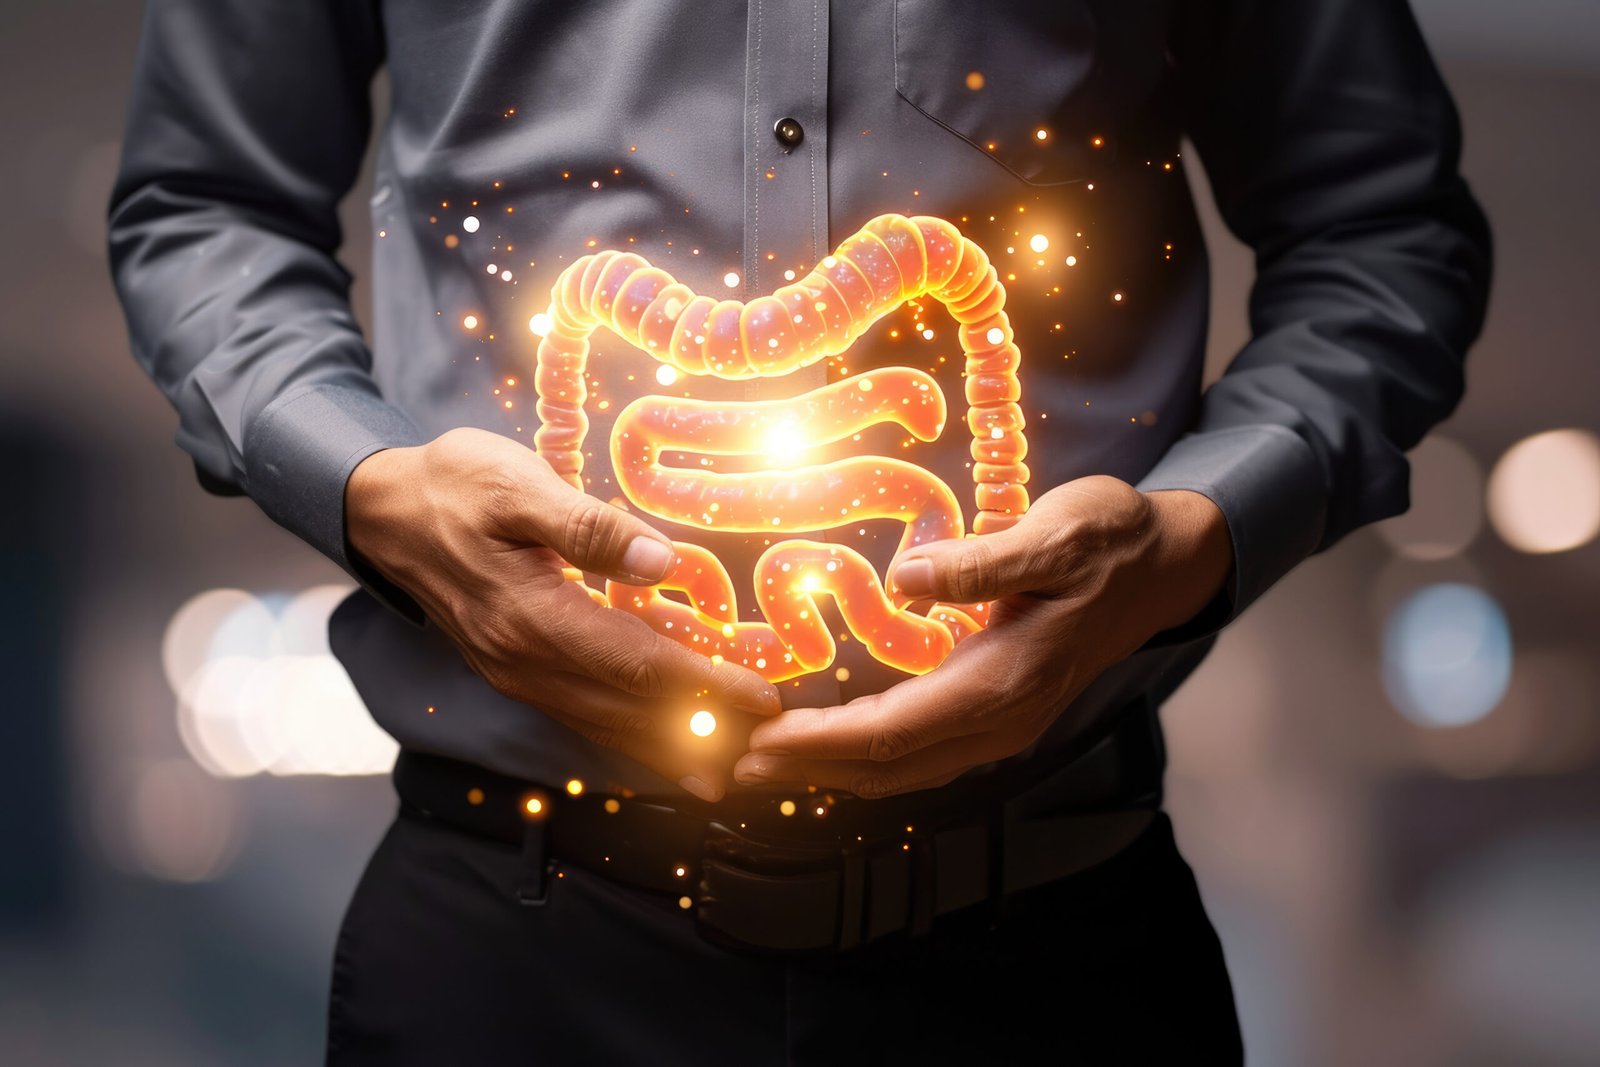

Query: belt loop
(516, 816), (552, 907)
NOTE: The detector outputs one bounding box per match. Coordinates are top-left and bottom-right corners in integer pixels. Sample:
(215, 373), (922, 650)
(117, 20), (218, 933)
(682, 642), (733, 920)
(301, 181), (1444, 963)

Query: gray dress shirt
(109, 0), (1490, 814)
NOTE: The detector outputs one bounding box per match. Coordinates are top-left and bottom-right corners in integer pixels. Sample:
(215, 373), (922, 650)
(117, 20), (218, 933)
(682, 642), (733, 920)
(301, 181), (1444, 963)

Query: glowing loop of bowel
(533, 213), (1030, 681)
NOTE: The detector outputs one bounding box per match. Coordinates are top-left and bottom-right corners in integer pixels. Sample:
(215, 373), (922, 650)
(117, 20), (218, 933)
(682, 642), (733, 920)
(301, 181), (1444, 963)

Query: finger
(889, 519), (1068, 604)
(506, 457), (677, 584)
(743, 628), (1010, 761)
(538, 583), (782, 717)
(732, 728), (1020, 799)
(530, 670), (759, 803)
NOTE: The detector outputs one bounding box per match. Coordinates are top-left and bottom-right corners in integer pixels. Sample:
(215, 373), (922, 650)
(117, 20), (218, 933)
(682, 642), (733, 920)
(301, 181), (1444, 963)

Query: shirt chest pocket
(892, 0), (1103, 186)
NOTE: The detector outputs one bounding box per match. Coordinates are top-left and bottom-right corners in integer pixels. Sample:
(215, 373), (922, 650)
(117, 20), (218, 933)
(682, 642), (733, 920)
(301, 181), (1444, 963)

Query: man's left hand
(732, 477), (1234, 798)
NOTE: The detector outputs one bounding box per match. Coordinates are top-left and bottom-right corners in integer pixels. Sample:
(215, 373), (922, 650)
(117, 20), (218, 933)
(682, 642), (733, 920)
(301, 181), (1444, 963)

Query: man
(110, 1), (1489, 1061)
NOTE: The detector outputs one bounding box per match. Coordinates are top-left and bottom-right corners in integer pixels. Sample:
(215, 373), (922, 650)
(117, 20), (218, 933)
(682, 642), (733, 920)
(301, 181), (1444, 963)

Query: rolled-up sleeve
(1137, 0), (1493, 629)
(107, 0), (426, 582)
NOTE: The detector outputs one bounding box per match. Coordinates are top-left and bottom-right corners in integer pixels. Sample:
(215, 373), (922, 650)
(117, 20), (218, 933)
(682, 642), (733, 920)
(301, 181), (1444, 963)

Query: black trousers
(327, 802), (1243, 1064)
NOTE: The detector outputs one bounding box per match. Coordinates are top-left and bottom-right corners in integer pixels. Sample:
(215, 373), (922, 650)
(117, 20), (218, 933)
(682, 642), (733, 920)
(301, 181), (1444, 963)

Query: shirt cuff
(1134, 424), (1328, 641)
(243, 381), (430, 624)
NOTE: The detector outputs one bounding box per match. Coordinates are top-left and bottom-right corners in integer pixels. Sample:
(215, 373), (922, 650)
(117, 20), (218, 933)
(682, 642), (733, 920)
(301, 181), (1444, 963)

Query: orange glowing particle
(467, 788), (485, 805)
(1091, 136), (1104, 148)
(629, 145), (637, 152)
(561, 170), (570, 179)
(506, 377), (518, 387)
(504, 400), (514, 409)
(566, 779), (584, 796)
(673, 865), (687, 878)
(444, 234), (459, 249)
(524, 797), (544, 816)
(463, 314), (479, 330)
(985, 142), (997, 151)
(1112, 291), (1124, 303)
(779, 800), (797, 816)
(965, 71), (986, 90)
(603, 798), (621, 814)
(1034, 127), (1049, 142)
(678, 896), (693, 910)
(426, 705), (436, 714)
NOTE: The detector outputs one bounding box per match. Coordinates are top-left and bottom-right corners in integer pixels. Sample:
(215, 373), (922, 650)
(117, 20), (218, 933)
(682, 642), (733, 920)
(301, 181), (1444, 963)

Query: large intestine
(532, 213), (1028, 681)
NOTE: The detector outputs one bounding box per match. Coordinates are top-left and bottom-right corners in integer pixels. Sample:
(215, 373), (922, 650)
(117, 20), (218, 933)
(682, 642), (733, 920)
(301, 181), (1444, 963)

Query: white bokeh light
(1377, 435), (1484, 560)
(162, 585), (398, 777)
(1486, 428), (1600, 554)
(1383, 583), (1512, 728)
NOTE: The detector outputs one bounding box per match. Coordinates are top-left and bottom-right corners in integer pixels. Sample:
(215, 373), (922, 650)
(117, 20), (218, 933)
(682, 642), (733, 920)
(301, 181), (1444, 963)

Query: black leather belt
(393, 704), (1161, 956)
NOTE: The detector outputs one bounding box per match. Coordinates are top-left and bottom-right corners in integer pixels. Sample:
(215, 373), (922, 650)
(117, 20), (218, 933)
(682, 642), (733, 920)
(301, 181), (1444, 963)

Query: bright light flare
(689, 710), (717, 737)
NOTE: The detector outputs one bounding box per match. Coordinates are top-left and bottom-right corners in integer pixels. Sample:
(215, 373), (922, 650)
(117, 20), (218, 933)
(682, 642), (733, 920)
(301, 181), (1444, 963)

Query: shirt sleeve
(107, 0), (427, 614)
(1136, 0), (1493, 635)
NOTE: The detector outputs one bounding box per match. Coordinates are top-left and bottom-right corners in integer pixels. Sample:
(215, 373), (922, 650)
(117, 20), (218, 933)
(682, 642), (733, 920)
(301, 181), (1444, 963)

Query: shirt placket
(741, 0), (839, 708)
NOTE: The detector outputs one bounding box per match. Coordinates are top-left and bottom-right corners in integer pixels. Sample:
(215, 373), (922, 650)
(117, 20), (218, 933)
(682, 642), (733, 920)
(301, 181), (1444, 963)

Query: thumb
(891, 512), (1070, 604)
(515, 466), (676, 584)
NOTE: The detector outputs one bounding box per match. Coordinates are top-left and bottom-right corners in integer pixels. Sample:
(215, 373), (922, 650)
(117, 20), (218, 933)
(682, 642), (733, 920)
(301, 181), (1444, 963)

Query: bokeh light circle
(1376, 436), (1484, 560)
(1383, 583), (1512, 728)
(1486, 428), (1600, 554)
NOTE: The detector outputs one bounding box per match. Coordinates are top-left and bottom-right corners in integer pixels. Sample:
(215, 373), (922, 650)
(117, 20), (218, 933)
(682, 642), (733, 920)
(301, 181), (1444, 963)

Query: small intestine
(533, 213), (1028, 679)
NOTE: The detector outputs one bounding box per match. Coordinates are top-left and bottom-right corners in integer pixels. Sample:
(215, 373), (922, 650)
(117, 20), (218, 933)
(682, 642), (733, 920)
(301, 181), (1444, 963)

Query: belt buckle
(693, 819), (877, 955)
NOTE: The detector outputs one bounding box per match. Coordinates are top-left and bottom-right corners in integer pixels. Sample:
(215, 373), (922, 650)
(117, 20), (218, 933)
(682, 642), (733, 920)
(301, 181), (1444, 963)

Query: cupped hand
(732, 476), (1233, 798)
(346, 427), (780, 801)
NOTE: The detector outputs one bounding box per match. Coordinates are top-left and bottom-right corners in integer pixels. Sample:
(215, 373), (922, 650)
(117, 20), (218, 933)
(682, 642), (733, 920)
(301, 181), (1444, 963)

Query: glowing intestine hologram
(533, 214), (1030, 681)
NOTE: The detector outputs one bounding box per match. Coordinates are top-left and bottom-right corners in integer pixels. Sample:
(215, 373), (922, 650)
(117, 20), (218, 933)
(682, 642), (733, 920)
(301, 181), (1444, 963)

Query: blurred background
(2, 1), (1597, 1063)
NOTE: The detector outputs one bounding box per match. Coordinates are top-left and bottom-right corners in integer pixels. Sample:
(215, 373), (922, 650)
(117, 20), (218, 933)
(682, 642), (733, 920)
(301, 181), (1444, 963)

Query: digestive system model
(533, 213), (1029, 682)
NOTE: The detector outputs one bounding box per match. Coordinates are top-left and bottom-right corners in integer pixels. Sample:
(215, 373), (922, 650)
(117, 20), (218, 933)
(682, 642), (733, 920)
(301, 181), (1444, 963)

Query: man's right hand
(344, 427), (780, 802)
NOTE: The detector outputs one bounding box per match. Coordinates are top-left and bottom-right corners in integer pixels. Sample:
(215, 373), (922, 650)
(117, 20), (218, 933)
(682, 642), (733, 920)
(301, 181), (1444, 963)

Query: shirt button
(773, 116), (804, 149)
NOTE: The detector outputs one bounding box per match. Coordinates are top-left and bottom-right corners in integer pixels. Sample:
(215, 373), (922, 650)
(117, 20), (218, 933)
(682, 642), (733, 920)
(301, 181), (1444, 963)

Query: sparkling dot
(501, 269), (513, 281)
(565, 778), (584, 796)
(603, 798), (621, 814)
(466, 787), (485, 805)
(655, 363), (679, 386)
(486, 263), (498, 274)
(524, 797), (543, 815)
(1065, 255), (1078, 267)
(528, 312), (552, 336)
(1029, 234), (1049, 254)
(462, 216), (480, 233)
(965, 71), (985, 91)
(462, 314), (479, 330)
(1112, 291), (1124, 303)
(723, 271), (741, 289)
(783, 269), (796, 281)
(779, 800), (797, 816)
(689, 710), (717, 737)
(835, 667), (850, 682)
(921, 328), (935, 340)
(985, 326), (1005, 345)
(678, 895), (693, 910)
(1034, 127), (1050, 141)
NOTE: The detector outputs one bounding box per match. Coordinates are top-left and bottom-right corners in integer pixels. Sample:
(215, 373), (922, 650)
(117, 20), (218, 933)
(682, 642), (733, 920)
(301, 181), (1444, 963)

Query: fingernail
(621, 536), (673, 581)
(678, 775), (722, 803)
(893, 557), (935, 598)
(733, 760), (771, 785)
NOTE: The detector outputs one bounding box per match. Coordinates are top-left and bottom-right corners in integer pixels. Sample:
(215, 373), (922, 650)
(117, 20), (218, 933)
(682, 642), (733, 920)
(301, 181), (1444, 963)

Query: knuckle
(851, 771), (904, 799)
(561, 498), (606, 561)
(952, 543), (997, 601)
(867, 722), (919, 763)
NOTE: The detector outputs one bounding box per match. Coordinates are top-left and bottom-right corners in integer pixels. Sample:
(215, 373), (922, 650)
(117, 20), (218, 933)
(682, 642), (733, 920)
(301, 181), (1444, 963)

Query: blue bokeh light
(1383, 583), (1513, 728)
